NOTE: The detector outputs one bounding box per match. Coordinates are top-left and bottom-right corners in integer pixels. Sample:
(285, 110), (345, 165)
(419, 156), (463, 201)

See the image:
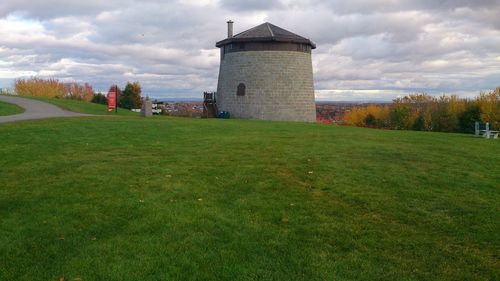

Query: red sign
(107, 86), (117, 112)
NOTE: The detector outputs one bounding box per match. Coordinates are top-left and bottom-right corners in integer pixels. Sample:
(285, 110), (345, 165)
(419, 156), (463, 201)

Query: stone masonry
(216, 51), (316, 122)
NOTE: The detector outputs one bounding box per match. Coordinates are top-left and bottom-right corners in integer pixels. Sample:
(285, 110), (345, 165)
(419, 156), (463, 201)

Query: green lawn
(0, 100), (24, 116)
(25, 96), (138, 116)
(0, 114), (498, 280)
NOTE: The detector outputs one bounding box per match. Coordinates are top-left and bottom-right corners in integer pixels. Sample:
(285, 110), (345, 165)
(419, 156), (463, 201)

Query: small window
(297, 44), (309, 52)
(237, 83), (246, 96)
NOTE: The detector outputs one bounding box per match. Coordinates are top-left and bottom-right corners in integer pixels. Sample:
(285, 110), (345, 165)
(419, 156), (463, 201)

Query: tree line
(344, 87), (500, 133)
(90, 83), (143, 109)
(14, 78), (143, 109)
(15, 78), (94, 101)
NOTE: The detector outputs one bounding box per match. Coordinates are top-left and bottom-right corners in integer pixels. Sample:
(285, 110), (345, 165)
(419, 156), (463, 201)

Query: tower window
(237, 83), (246, 96)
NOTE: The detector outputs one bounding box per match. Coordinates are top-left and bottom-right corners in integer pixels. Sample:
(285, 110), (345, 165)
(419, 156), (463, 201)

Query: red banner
(107, 86), (116, 112)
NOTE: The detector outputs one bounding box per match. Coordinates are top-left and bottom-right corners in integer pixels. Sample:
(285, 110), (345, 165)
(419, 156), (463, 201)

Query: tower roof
(216, 22), (316, 49)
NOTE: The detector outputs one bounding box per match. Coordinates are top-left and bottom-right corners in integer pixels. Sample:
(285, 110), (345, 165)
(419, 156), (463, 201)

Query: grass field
(0, 100), (25, 116)
(0, 99), (499, 280)
(25, 96), (138, 116)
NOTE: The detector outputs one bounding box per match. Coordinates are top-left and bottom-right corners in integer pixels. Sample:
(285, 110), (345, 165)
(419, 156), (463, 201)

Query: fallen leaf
(281, 217), (289, 223)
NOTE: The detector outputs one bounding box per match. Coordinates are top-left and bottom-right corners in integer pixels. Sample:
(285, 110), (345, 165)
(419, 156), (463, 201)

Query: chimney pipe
(227, 20), (234, 38)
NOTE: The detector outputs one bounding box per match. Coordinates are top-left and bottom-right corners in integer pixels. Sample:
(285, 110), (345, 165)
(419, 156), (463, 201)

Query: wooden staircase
(203, 92), (218, 118)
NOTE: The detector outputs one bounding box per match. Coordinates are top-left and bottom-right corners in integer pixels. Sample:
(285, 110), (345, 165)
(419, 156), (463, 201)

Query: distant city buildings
(316, 102), (391, 124)
(131, 101), (204, 117)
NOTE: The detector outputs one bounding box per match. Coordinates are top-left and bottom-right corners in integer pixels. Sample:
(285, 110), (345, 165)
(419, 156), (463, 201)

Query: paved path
(0, 95), (92, 123)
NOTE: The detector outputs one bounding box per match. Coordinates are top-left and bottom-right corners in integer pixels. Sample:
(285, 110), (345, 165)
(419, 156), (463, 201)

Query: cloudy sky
(0, 0), (499, 101)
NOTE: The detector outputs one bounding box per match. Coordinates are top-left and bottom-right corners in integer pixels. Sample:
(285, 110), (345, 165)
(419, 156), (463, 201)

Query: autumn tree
(15, 77), (95, 102)
(344, 104), (391, 128)
(390, 98), (412, 130)
(15, 77), (65, 98)
(344, 107), (367, 126)
(476, 87), (500, 129)
(341, 88), (499, 133)
(119, 82), (142, 109)
(64, 82), (94, 101)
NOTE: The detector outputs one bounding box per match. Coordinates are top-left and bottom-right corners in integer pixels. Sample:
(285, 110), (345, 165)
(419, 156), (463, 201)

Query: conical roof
(216, 22), (316, 49)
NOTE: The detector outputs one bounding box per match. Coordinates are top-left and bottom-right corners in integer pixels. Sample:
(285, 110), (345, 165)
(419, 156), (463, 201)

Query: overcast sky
(0, 0), (499, 101)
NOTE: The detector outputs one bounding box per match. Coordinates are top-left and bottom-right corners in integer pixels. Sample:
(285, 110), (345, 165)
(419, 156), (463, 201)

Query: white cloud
(0, 0), (499, 100)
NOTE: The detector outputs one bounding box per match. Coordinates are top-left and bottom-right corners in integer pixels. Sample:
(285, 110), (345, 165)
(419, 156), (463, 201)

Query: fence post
(475, 121), (479, 136)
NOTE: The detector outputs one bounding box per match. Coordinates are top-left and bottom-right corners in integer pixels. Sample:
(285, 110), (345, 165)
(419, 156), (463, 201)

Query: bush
(15, 77), (95, 101)
(342, 87), (500, 133)
(390, 105), (411, 130)
(119, 82), (142, 110)
(458, 105), (481, 133)
(476, 89), (500, 129)
(364, 113), (376, 127)
(91, 93), (108, 105)
(64, 83), (94, 101)
(412, 115), (425, 131)
(15, 78), (65, 98)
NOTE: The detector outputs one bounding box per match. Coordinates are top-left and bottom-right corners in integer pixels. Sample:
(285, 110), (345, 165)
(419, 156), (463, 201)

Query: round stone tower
(215, 21), (316, 122)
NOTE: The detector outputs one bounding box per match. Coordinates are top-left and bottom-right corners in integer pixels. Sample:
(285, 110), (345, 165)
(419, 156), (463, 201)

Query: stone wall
(216, 51), (316, 122)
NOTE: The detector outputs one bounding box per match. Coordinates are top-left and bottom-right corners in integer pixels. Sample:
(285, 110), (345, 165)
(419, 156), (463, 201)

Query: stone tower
(215, 21), (316, 122)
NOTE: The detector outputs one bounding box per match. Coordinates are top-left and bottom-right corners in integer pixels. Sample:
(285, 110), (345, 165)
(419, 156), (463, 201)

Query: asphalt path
(0, 95), (92, 123)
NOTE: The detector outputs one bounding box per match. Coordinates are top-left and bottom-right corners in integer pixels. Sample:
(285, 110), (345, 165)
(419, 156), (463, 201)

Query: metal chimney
(227, 20), (234, 38)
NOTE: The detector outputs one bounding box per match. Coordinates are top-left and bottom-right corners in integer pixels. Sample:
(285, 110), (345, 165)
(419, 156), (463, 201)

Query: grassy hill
(0, 100), (498, 280)
(25, 96), (139, 116)
(0, 100), (25, 116)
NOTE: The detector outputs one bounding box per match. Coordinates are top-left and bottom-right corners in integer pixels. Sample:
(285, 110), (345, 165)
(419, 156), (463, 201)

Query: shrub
(119, 82), (142, 109)
(15, 78), (65, 98)
(343, 87), (499, 133)
(457, 105), (481, 133)
(390, 104), (411, 130)
(476, 88), (500, 129)
(91, 92), (108, 105)
(15, 77), (95, 102)
(364, 113), (376, 127)
(64, 83), (94, 101)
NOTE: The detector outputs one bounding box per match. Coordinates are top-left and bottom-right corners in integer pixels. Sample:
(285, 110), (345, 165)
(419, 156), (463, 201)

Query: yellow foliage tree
(344, 107), (368, 126)
(476, 88), (500, 128)
(342, 89), (499, 132)
(14, 77), (95, 102)
(15, 77), (65, 98)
